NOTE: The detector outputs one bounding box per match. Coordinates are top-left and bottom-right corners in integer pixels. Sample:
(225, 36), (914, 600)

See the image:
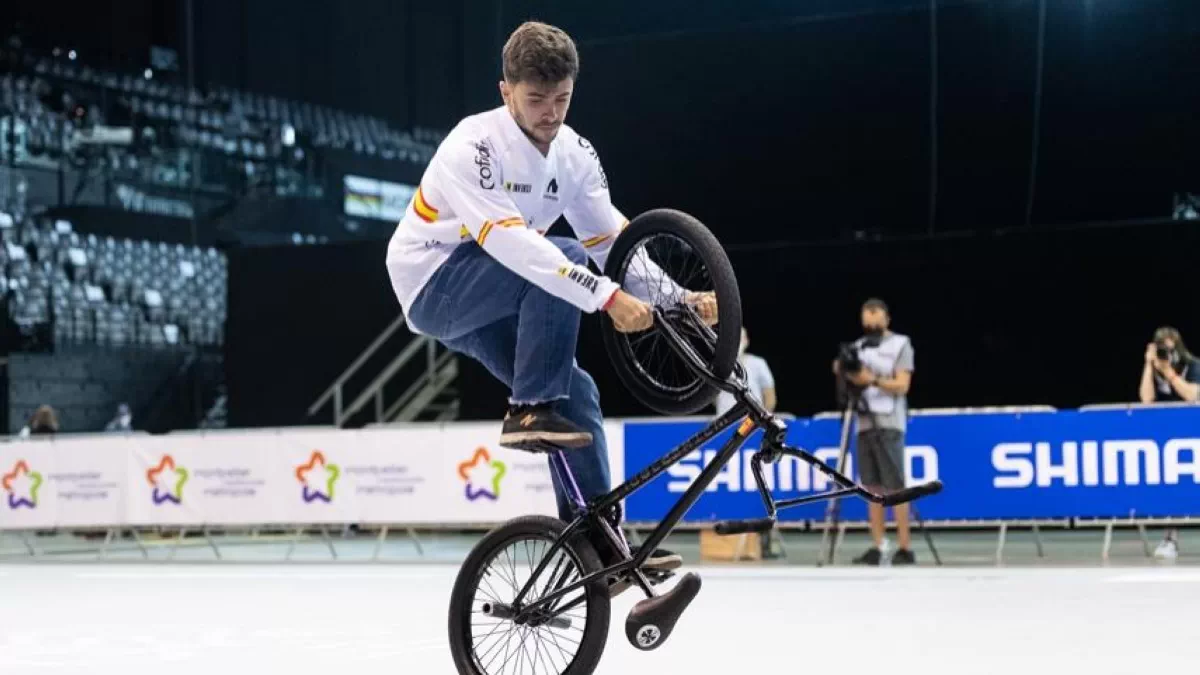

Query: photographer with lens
(832, 298), (915, 565)
(1139, 326), (1199, 404)
(1137, 327), (1198, 560)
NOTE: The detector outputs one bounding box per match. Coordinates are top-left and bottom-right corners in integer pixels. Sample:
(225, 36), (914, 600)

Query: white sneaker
(1153, 539), (1178, 560)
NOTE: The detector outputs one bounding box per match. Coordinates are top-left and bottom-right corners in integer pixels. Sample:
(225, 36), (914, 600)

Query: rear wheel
(600, 208), (742, 415)
(448, 516), (611, 675)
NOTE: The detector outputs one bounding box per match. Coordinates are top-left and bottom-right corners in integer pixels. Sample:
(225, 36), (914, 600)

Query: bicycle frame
(510, 309), (940, 619)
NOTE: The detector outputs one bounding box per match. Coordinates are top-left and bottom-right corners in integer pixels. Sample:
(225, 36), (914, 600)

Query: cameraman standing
(834, 298), (916, 565)
(1139, 326), (1199, 404)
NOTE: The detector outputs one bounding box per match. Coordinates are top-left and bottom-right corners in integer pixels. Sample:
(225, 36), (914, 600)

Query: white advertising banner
(43, 436), (127, 527)
(434, 422), (560, 523)
(0, 441), (57, 529)
(0, 421), (631, 530)
(0, 437), (127, 529)
(426, 420), (627, 523)
(126, 431), (279, 526)
(275, 428), (441, 524)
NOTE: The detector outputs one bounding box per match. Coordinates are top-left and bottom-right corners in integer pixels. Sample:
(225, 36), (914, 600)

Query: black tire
(601, 208), (742, 415)
(448, 515), (611, 675)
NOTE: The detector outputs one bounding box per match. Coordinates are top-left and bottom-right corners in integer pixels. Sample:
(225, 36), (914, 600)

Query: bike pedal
(607, 568), (673, 598)
(645, 569), (675, 584)
(625, 572), (702, 651)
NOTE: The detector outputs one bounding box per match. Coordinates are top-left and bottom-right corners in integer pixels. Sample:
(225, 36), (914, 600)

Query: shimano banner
(622, 407), (1200, 523)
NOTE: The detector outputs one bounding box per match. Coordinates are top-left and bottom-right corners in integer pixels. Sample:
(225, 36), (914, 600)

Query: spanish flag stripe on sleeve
(413, 187), (439, 223)
(581, 234), (612, 248)
(477, 221), (495, 246)
(495, 217), (524, 228)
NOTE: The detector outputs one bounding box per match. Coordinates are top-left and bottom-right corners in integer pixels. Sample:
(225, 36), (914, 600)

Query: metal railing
(307, 315), (459, 426)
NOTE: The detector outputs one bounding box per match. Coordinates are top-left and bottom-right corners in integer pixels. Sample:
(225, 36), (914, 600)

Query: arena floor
(2, 562), (1195, 674)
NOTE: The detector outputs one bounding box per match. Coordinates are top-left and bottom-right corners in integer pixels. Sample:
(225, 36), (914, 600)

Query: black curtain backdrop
(225, 219), (1200, 426)
(8, 0), (1198, 425)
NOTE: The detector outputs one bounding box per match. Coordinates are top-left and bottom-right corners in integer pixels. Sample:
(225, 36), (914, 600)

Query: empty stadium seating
(1, 210), (226, 350)
(3, 49), (441, 168)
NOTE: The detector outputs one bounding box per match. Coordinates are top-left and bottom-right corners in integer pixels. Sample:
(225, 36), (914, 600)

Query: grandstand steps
(308, 316), (461, 428)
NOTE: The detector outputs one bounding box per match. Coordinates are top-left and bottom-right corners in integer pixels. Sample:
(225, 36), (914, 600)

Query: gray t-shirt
(855, 332), (914, 433)
(716, 353), (775, 415)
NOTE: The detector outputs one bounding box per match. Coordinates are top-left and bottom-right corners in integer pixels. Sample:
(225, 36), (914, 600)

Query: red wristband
(602, 289), (619, 311)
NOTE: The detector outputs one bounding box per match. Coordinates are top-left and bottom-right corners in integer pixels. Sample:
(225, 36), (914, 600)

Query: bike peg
(713, 517), (776, 535)
(879, 480), (944, 506)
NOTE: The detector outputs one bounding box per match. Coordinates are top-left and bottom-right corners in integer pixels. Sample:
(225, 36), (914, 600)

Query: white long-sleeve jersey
(385, 106), (682, 331)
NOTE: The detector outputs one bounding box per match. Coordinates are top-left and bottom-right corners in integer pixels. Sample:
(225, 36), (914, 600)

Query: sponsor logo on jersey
(504, 181), (532, 194)
(544, 178), (559, 201)
(558, 266), (599, 294)
(474, 142), (494, 190)
(577, 138), (608, 189)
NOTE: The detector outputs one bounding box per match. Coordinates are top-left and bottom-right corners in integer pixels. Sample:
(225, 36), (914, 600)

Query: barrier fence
(2, 405), (1197, 560)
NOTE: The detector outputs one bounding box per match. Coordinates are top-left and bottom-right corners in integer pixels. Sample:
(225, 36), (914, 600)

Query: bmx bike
(447, 208), (943, 675)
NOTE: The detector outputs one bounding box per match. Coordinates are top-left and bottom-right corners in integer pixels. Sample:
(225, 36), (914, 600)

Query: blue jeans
(407, 237), (612, 521)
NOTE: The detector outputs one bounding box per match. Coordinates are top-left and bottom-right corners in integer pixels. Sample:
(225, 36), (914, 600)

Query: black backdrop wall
(8, 1), (1198, 425)
(226, 218), (1200, 426)
(224, 241), (397, 428)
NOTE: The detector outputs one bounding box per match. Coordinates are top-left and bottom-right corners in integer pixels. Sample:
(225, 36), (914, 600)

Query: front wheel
(601, 208), (743, 415)
(447, 516), (611, 675)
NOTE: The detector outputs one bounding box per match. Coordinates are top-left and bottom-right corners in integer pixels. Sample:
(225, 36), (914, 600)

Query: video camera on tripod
(834, 334), (882, 405)
(836, 334), (883, 377)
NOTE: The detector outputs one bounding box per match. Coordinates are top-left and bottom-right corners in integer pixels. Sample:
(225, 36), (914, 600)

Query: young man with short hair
(386, 21), (714, 584)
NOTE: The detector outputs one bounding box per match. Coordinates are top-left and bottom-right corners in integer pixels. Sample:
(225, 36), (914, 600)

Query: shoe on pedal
(852, 547), (882, 566)
(607, 547), (683, 598)
(499, 403), (592, 450)
(639, 546), (683, 571)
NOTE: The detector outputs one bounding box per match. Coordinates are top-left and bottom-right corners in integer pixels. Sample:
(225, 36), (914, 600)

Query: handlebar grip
(713, 518), (776, 535)
(880, 480), (943, 507)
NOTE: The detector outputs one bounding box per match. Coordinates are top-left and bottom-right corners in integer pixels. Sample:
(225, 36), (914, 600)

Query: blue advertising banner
(622, 407), (1200, 523)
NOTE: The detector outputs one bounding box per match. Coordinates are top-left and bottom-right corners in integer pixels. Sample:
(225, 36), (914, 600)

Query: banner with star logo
(276, 428), (429, 524)
(0, 422), (624, 529)
(0, 435), (127, 528)
(127, 431), (280, 526)
(432, 421), (625, 523)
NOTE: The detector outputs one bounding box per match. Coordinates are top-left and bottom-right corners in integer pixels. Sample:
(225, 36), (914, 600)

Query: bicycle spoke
(469, 532), (588, 675)
(617, 230), (725, 397)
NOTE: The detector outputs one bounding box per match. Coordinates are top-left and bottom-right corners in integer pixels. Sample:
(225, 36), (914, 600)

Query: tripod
(817, 386), (941, 566)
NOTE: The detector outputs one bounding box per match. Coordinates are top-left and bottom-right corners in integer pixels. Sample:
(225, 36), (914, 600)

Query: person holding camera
(833, 298), (916, 565)
(1137, 327), (1198, 560)
(1139, 326), (1199, 404)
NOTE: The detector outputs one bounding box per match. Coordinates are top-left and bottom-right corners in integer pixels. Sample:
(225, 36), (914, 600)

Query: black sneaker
(891, 548), (916, 565)
(606, 546), (683, 597)
(499, 403), (592, 450)
(852, 547), (882, 565)
(637, 546), (683, 571)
